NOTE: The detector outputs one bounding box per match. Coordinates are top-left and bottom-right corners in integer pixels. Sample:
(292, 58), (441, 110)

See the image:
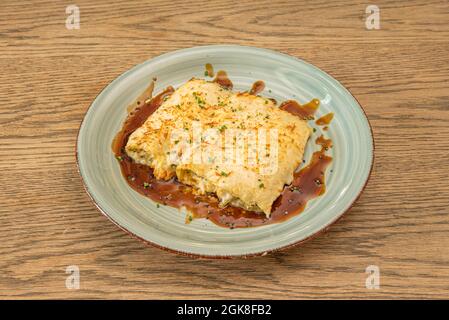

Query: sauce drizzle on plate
(205, 63), (214, 77)
(249, 80), (265, 95)
(213, 70), (233, 90)
(280, 99), (320, 120)
(316, 112), (334, 126)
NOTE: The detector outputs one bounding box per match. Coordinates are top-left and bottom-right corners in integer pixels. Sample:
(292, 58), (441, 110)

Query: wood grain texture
(1, 0), (449, 299)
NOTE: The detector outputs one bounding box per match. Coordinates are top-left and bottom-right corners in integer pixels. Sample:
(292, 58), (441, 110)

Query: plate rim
(76, 44), (375, 259)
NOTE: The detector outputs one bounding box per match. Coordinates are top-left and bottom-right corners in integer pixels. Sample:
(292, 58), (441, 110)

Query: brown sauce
(213, 70), (233, 90)
(249, 80), (265, 95)
(112, 86), (174, 155)
(113, 85), (332, 229)
(279, 99), (320, 120)
(316, 112), (334, 126)
(205, 63), (214, 77)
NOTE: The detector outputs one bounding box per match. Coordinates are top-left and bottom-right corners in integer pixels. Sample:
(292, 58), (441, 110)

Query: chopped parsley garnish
(143, 182), (150, 189)
(192, 92), (206, 108)
(259, 183), (265, 189)
(115, 155), (123, 161)
(220, 171), (229, 177)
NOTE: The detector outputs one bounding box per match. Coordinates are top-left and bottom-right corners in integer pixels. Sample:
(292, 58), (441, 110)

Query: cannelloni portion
(125, 79), (311, 216)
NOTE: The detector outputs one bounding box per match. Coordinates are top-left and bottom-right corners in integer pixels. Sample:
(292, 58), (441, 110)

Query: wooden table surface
(1, 0), (449, 299)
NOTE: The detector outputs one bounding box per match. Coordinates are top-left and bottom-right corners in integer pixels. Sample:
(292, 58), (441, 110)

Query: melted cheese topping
(126, 79), (311, 216)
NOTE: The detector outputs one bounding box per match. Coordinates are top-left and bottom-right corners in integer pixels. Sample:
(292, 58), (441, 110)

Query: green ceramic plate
(77, 45), (374, 258)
